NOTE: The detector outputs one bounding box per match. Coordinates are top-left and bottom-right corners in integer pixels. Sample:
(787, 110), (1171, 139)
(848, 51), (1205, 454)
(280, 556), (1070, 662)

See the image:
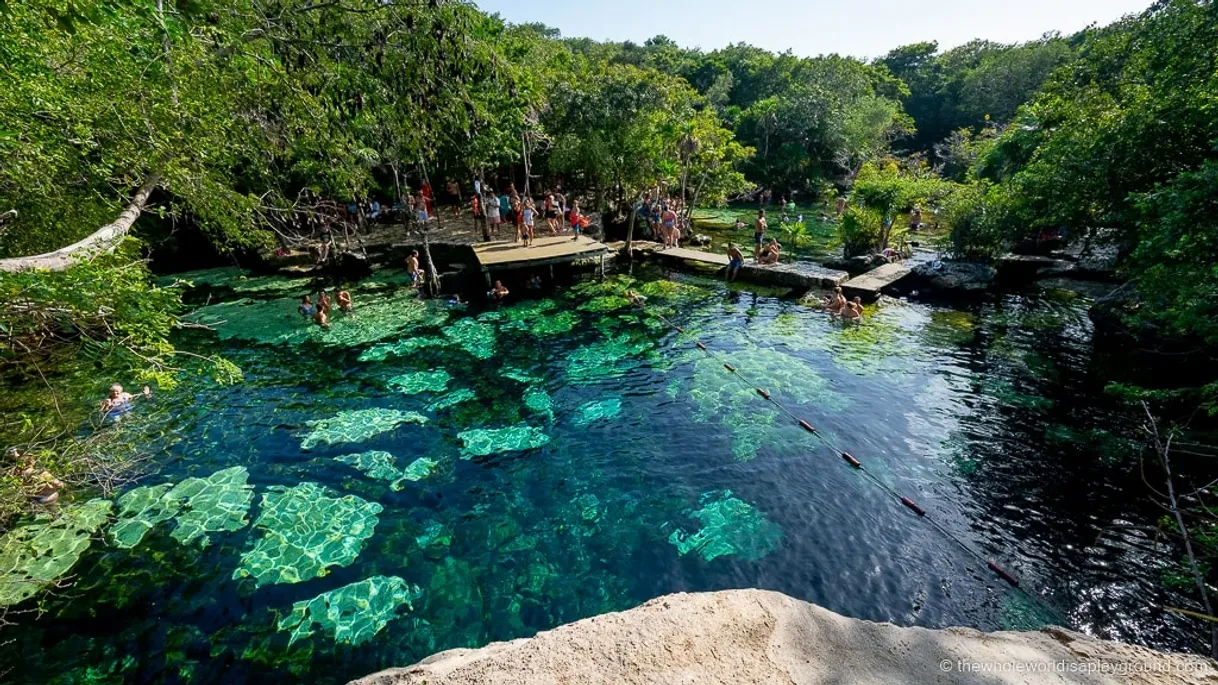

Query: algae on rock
(441, 318), (497, 360)
(109, 483), (180, 549)
(358, 336), (448, 362)
(335, 451), (402, 484)
(573, 398), (623, 427)
(426, 388), (477, 412)
(459, 425), (551, 458)
(667, 490), (783, 562)
(301, 408), (428, 450)
(335, 451), (440, 490)
(0, 499), (113, 606)
(277, 575), (423, 647)
(234, 483), (382, 587)
(163, 466), (254, 548)
(388, 370), (451, 395)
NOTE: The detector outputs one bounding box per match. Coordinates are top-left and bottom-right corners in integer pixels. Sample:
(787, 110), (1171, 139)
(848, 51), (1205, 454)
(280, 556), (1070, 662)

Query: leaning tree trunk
(418, 159), (444, 296)
(0, 174), (160, 273)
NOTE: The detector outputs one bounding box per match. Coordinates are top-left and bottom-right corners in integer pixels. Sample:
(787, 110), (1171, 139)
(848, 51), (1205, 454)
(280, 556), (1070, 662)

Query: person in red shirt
(421, 181), (433, 215)
(569, 200), (582, 241)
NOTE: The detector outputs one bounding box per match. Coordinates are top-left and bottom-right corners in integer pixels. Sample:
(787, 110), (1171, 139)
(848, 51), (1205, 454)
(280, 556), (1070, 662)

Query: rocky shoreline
(354, 590), (1215, 685)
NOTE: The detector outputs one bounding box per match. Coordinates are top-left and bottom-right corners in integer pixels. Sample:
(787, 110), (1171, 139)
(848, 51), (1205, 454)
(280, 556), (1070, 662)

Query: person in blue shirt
(368, 199), (382, 220)
(298, 295), (315, 318)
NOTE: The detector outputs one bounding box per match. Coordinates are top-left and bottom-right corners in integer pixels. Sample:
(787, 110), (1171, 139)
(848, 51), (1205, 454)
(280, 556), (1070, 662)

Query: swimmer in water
(822, 286), (847, 315)
(845, 296), (864, 322)
(8, 449), (64, 504)
(336, 288), (353, 314)
(100, 383), (151, 420)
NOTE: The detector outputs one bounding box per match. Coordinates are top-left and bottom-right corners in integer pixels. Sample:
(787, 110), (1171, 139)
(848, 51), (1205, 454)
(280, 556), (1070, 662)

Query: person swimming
(822, 286), (847, 315)
(100, 383), (151, 420)
(844, 296), (864, 322)
(489, 280), (509, 301)
(336, 288), (353, 314)
(298, 295), (315, 318)
(8, 448), (64, 504)
(626, 289), (648, 307)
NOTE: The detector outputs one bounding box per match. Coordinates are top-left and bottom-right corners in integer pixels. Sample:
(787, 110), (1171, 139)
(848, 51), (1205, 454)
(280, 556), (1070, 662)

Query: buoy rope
(650, 308), (1060, 620)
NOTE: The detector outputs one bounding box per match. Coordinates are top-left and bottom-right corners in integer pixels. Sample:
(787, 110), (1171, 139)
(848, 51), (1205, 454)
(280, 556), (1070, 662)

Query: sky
(475, 0), (1155, 59)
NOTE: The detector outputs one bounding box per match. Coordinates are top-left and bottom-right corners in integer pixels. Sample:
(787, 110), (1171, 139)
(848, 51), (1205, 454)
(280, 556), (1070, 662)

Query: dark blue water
(0, 268), (1199, 683)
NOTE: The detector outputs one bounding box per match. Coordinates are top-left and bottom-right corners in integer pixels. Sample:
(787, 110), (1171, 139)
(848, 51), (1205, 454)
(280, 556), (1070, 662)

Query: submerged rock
(234, 482), (382, 587)
(0, 499), (113, 606)
(352, 589), (1217, 685)
(277, 575), (423, 647)
(667, 490), (783, 562)
(301, 408), (428, 450)
(458, 425), (551, 458)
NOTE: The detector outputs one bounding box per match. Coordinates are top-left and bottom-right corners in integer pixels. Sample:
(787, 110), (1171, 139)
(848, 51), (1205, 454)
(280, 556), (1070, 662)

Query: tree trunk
(0, 174), (160, 273)
(521, 132), (532, 198)
(418, 159), (443, 295)
(478, 167), (490, 242)
(625, 198), (638, 256)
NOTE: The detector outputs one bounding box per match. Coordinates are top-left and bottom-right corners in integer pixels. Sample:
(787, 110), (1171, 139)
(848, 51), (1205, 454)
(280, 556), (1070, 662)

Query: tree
(975, 0), (1218, 245)
(841, 159), (949, 255)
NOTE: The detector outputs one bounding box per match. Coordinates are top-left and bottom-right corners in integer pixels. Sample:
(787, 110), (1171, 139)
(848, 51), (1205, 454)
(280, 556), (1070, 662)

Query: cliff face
(354, 590), (1217, 685)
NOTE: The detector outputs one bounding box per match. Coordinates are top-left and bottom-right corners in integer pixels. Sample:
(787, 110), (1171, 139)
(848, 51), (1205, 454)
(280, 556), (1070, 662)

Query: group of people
(298, 287), (354, 328)
(471, 184), (588, 247)
(820, 286), (865, 322)
(638, 195), (689, 249)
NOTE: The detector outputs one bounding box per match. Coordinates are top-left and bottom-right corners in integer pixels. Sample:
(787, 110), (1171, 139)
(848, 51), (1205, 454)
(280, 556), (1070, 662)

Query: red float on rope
(695, 342), (707, 351)
(724, 363), (736, 373)
(988, 561), (1020, 587)
(841, 452), (862, 469)
(901, 497), (927, 517)
(798, 419), (816, 434)
(756, 388), (771, 400)
(675, 326), (685, 334)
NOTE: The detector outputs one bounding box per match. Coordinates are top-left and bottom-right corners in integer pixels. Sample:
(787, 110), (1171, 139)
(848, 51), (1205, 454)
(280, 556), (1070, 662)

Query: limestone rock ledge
(353, 590), (1216, 685)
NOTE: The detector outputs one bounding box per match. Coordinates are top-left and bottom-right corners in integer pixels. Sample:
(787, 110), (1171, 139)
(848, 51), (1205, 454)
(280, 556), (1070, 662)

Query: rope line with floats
(638, 302), (1062, 620)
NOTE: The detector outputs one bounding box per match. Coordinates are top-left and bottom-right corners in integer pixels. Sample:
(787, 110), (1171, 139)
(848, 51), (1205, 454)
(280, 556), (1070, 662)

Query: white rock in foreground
(353, 589), (1216, 685)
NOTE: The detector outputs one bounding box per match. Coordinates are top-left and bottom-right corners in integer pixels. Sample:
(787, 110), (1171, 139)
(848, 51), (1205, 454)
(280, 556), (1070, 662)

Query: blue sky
(475, 0), (1155, 59)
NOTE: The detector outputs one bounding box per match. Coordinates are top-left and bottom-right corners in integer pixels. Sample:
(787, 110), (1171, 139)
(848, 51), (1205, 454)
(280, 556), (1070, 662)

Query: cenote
(0, 265), (1200, 683)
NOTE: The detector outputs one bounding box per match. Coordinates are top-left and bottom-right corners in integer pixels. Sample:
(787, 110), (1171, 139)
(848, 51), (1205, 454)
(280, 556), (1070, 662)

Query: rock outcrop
(911, 260), (997, 293)
(354, 589), (1215, 685)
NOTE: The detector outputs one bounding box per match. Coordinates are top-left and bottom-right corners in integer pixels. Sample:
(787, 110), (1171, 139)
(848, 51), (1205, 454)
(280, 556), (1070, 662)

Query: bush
(939, 183), (1008, 261)
(839, 207), (885, 257)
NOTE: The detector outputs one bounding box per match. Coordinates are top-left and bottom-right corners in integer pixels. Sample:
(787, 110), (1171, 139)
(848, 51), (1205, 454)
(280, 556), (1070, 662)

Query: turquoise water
(0, 266), (1200, 682)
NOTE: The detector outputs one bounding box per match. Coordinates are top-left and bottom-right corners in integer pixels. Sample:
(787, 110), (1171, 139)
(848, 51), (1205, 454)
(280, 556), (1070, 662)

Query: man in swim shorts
(726, 242), (744, 281)
(405, 250), (421, 286)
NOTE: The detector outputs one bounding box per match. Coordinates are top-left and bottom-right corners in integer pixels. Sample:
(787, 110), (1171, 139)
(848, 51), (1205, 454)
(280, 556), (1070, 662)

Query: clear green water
(0, 267), (1200, 682)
